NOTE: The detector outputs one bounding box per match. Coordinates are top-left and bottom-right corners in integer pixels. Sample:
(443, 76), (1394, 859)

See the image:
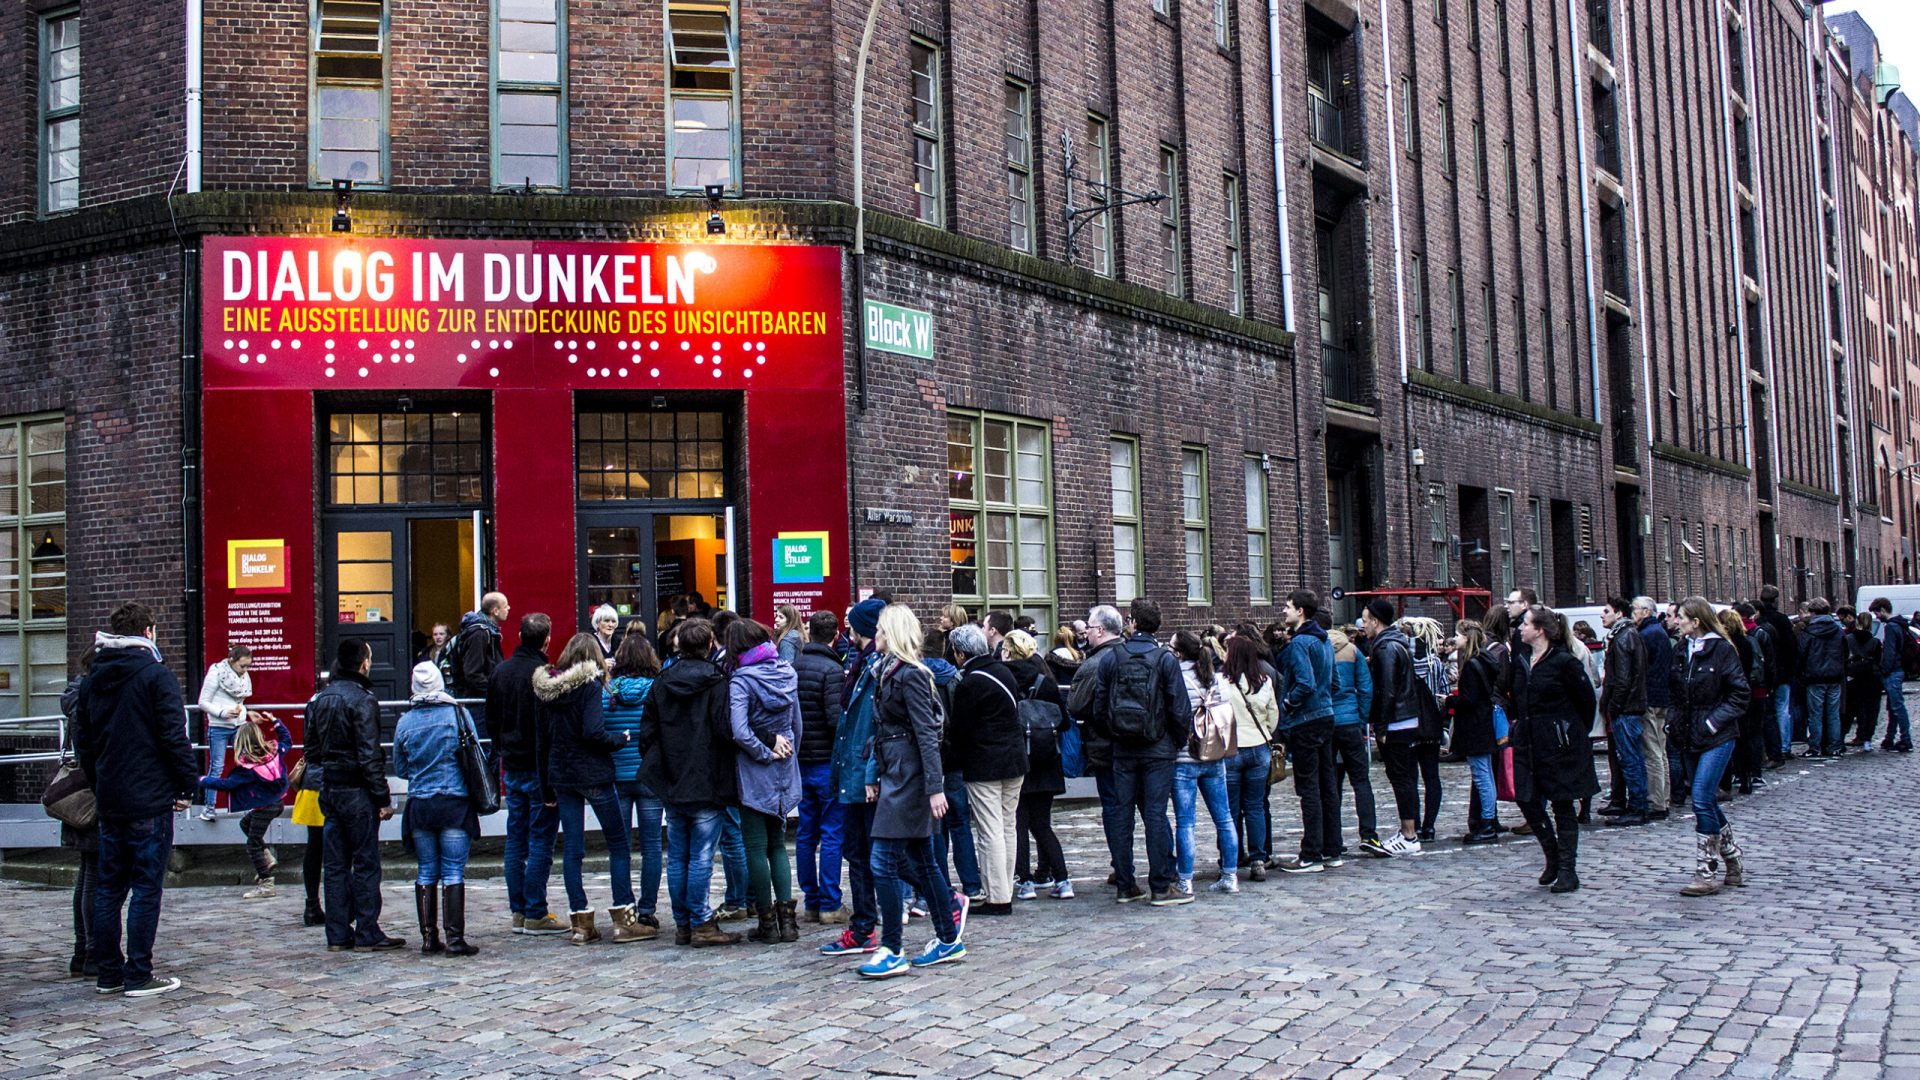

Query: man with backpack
(1274, 590), (1338, 872)
(1091, 598), (1191, 905)
(445, 592), (509, 709)
(1869, 597), (1916, 753)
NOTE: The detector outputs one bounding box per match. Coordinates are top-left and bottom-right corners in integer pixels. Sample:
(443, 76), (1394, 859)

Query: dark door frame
(576, 501), (733, 642)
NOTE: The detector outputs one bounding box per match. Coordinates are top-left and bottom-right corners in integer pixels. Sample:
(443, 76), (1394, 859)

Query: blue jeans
(1222, 744), (1272, 866)
(872, 836), (957, 955)
(1173, 760), (1238, 879)
(556, 785), (635, 913)
(931, 770), (981, 893)
(664, 803), (726, 927)
(839, 800), (879, 937)
(1610, 713), (1648, 813)
(502, 770), (558, 920)
(720, 808), (748, 908)
(1107, 755), (1176, 894)
(1691, 740), (1737, 835)
(1885, 672), (1913, 747)
(1466, 754), (1498, 822)
(201, 725), (234, 807)
(615, 780), (664, 918)
(1807, 683), (1844, 754)
(93, 812), (173, 988)
(414, 827), (472, 885)
(1775, 691), (1793, 758)
(795, 762), (846, 912)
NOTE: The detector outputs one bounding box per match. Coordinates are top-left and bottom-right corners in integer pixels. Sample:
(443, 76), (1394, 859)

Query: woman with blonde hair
(195, 645), (253, 820)
(858, 604), (967, 977)
(1046, 625), (1083, 687)
(773, 604), (805, 664)
(939, 603), (971, 632)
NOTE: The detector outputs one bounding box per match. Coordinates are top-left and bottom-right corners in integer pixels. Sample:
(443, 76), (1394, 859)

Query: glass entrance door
(581, 511), (730, 645)
(323, 514), (475, 698)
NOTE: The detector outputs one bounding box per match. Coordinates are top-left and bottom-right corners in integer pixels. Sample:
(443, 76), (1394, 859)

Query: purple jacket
(729, 645), (803, 817)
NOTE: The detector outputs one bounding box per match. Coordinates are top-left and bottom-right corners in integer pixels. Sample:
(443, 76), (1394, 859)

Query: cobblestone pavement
(2, 745), (1917, 1079)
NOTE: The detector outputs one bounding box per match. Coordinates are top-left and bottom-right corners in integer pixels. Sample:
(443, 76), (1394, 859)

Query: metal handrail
(0, 698), (488, 767)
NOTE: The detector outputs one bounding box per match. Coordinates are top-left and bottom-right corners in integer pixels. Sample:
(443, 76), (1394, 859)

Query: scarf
(95, 631), (161, 663)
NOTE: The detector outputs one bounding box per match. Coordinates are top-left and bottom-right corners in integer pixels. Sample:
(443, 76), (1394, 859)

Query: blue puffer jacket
(603, 675), (653, 783)
(1330, 639), (1373, 726)
(1277, 621), (1335, 729)
(831, 647), (881, 806)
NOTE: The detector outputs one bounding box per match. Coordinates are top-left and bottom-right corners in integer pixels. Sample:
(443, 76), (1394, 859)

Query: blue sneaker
(1014, 880), (1038, 901)
(857, 947), (910, 978)
(911, 938), (967, 968)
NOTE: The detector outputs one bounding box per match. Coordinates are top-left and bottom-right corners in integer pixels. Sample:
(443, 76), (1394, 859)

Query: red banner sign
(201, 237), (844, 392)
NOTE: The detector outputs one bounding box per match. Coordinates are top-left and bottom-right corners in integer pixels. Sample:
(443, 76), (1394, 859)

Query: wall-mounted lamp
(705, 183), (727, 235)
(332, 179), (354, 233)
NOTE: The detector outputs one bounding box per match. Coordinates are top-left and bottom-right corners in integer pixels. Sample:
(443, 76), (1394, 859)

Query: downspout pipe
(847, 0), (885, 598)
(186, 0), (202, 192)
(1266, 0), (1297, 333)
(1566, 0), (1603, 424)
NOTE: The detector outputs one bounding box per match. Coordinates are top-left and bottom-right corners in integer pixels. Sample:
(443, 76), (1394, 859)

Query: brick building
(0, 0), (1915, 754)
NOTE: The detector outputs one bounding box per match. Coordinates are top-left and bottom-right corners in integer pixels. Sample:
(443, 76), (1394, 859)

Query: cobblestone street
(2, 747), (1916, 1079)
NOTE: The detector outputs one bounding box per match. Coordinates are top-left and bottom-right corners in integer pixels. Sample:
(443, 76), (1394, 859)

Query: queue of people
(56, 575), (1913, 998)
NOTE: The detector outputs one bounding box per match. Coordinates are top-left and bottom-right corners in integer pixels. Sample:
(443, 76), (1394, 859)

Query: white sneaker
(1049, 880), (1075, 900)
(1382, 833), (1421, 857)
(1176, 877), (1194, 898)
(243, 882), (276, 900)
(1014, 881), (1038, 901)
(1208, 875), (1240, 894)
(197, 808), (217, 822)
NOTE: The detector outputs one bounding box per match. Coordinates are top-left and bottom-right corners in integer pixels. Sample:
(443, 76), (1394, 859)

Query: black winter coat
(792, 643), (846, 765)
(1366, 628), (1433, 739)
(534, 661), (624, 798)
(1801, 615), (1847, 684)
(1758, 605), (1800, 683)
(1598, 622), (1647, 719)
(486, 643), (550, 773)
(305, 669), (392, 807)
(949, 656), (1028, 783)
(74, 646), (198, 820)
(870, 658), (947, 839)
(1511, 646), (1601, 803)
(1066, 639), (1121, 770)
(1669, 634), (1750, 753)
(1450, 651), (1501, 758)
(1009, 655), (1071, 795)
(637, 658), (737, 808)
(1844, 629), (1882, 685)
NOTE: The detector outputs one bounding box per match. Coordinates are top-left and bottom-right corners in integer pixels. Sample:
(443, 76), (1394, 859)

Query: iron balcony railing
(1309, 92), (1348, 158)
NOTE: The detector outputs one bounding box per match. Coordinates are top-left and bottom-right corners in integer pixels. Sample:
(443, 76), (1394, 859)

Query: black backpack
(1893, 616), (1920, 681)
(1106, 642), (1166, 746)
(1019, 674), (1065, 767)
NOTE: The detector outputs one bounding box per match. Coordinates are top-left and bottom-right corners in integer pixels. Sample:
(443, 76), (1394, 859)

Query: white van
(1854, 584), (1920, 621)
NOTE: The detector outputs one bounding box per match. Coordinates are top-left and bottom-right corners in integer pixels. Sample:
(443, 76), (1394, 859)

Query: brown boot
(606, 904), (657, 944)
(674, 923), (693, 946)
(1720, 825), (1745, 888)
(566, 910), (601, 945)
(1680, 835), (1722, 897)
(748, 904), (781, 944)
(778, 899), (800, 943)
(689, 918), (742, 947)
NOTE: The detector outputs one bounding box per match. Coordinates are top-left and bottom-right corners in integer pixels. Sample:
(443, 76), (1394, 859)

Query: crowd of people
(54, 577), (1914, 995)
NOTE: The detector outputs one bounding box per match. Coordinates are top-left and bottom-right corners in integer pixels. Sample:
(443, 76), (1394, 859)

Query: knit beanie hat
(848, 598), (887, 638)
(410, 661), (446, 699)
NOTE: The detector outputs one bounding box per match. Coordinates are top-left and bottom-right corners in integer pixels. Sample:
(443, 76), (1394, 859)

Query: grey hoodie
(729, 656), (804, 817)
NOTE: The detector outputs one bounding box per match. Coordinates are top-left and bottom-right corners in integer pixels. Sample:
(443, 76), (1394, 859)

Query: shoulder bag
(455, 708), (501, 815)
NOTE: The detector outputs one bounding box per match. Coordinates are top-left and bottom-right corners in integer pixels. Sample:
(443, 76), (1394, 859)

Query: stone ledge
(1407, 369), (1602, 438)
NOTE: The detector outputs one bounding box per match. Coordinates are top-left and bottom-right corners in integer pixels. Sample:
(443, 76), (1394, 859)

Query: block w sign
(863, 300), (934, 359)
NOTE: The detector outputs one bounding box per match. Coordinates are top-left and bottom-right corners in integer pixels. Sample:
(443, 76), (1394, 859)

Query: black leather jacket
(305, 670), (391, 807)
(1598, 622), (1647, 719)
(1366, 628), (1428, 732)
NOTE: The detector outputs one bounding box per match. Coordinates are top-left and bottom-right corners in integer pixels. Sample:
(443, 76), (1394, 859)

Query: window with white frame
(40, 12), (79, 214)
(910, 40), (944, 225)
(495, 0), (565, 190)
(1529, 497), (1544, 590)
(1213, 0), (1232, 49)
(1496, 489), (1514, 599)
(1005, 81), (1035, 252)
(0, 416), (66, 721)
(1224, 172), (1245, 315)
(1182, 447), (1211, 602)
(1083, 115), (1114, 276)
(667, 4), (737, 192)
(1110, 437), (1141, 603)
(1662, 516), (1673, 596)
(1411, 252), (1430, 370)
(1160, 145), (1184, 297)
(1245, 456), (1270, 604)
(312, 0), (387, 185)
(1448, 270), (1465, 378)
(949, 411), (1054, 626)
(1401, 77), (1418, 157)
(1429, 483), (1450, 587)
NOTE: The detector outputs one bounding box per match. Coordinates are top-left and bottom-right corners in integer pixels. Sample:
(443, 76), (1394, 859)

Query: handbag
(1240, 681), (1289, 784)
(287, 756), (308, 793)
(455, 710), (501, 815)
(1494, 745), (1517, 801)
(42, 757), (96, 830)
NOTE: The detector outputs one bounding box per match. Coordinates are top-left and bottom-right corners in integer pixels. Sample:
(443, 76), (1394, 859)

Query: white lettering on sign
(865, 306), (933, 354)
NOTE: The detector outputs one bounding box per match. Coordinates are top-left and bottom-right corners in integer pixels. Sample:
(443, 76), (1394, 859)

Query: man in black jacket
(74, 601), (196, 997)
(450, 591), (509, 702)
(487, 612), (564, 935)
(1800, 598), (1848, 756)
(792, 611), (848, 923)
(1757, 585), (1800, 763)
(1599, 597), (1650, 826)
(1094, 598), (1192, 906)
(306, 638), (403, 952)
